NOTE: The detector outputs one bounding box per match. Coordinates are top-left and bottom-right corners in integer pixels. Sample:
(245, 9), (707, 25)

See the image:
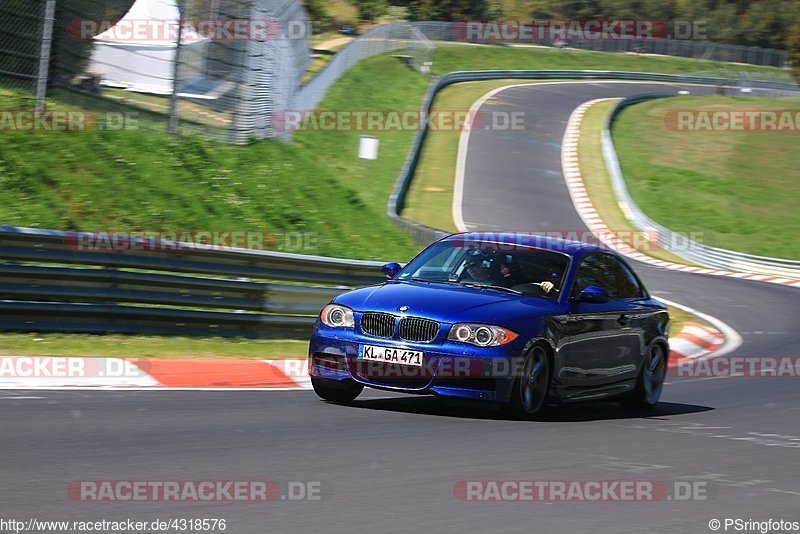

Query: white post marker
(358, 136), (379, 160)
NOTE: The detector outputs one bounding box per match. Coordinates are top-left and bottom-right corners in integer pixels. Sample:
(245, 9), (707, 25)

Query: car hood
(334, 281), (561, 325)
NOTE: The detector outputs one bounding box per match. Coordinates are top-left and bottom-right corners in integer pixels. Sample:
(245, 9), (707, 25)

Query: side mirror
(381, 262), (402, 278)
(575, 285), (610, 304)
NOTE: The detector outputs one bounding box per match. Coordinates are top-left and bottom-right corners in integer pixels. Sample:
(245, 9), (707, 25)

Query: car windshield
(396, 240), (570, 299)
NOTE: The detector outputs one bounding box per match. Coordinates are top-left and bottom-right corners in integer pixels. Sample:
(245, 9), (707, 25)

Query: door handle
(617, 314), (631, 325)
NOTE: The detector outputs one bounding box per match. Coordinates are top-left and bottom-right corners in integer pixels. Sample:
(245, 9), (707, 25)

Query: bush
(788, 21), (800, 82)
(355, 0), (388, 22)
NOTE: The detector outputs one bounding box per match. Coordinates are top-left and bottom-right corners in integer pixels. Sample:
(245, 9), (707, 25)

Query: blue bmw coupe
(309, 233), (669, 416)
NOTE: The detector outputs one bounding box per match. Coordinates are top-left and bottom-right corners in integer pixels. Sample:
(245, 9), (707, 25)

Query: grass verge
(0, 56), (427, 262)
(577, 99), (698, 265)
(613, 96), (800, 259)
(304, 37), (354, 84)
(0, 302), (695, 359)
(405, 45), (790, 231)
(1, 46), (786, 261)
(0, 44), (780, 352)
(667, 305), (697, 333)
(0, 334), (309, 359)
(431, 44), (790, 79)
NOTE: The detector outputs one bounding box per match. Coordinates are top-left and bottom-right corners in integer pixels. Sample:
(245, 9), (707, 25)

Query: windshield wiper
(409, 278), (522, 295)
(460, 283), (522, 295)
(410, 277), (461, 285)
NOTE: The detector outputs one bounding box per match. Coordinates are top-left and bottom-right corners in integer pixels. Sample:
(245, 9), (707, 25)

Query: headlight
(447, 324), (518, 347)
(320, 304), (355, 328)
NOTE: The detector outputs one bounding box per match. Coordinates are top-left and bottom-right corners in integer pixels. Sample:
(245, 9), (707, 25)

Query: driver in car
(492, 254), (563, 295)
(534, 258), (563, 295)
(462, 251), (562, 295)
(462, 251), (509, 286)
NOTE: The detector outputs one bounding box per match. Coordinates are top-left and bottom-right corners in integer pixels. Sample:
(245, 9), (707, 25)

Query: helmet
(464, 250), (492, 269)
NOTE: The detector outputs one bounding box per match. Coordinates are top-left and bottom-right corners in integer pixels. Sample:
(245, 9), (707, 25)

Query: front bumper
(308, 322), (529, 403)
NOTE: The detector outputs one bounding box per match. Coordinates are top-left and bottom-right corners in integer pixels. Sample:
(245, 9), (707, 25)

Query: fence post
(35, 0), (56, 112)
(167, 0), (186, 134)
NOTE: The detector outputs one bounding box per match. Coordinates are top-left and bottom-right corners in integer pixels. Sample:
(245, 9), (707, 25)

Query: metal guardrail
(408, 22), (790, 69)
(387, 69), (800, 244)
(3, 72), (799, 338)
(295, 23), (435, 116)
(297, 22), (792, 126)
(1, 0), (312, 145)
(602, 95), (800, 279)
(0, 226), (384, 338)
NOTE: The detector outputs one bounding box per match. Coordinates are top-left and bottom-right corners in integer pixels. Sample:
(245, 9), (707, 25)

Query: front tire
(508, 344), (551, 417)
(621, 343), (666, 410)
(311, 377), (364, 404)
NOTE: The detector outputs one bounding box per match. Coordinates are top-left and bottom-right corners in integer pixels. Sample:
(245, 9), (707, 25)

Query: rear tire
(508, 344), (551, 418)
(311, 377), (364, 404)
(621, 343), (666, 410)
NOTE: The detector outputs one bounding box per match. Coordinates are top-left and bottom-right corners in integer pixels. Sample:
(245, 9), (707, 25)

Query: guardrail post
(167, 0), (186, 135)
(35, 0), (56, 112)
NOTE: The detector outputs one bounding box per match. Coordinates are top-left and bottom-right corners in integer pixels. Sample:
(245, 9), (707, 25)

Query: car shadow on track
(341, 396), (713, 422)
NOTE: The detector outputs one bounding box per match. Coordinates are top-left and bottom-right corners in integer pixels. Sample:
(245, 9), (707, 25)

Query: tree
(0, 0), (136, 90)
(409, 0), (499, 20)
(355, 0), (389, 22)
(788, 20), (800, 82)
(409, 0), (439, 20)
(52, 0), (136, 85)
(303, 0), (331, 29)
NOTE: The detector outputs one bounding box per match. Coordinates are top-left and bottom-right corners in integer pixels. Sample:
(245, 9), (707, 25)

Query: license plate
(360, 345), (424, 367)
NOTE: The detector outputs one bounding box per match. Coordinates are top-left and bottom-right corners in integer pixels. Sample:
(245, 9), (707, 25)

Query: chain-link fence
(1, 0), (59, 105)
(294, 23), (434, 112)
(296, 21), (793, 129)
(409, 22), (789, 69)
(1, 11), (793, 145)
(0, 0), (313, 143)
(559, 38), (788, 68)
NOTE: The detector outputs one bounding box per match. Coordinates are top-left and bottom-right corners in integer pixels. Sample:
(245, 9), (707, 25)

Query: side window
(614, 260), (645, 299)
(572, 254), (643, 300)
(572, 254), (619, 298)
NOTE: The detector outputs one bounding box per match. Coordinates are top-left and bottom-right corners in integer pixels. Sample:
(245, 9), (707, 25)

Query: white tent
(88, 0), (209, 95)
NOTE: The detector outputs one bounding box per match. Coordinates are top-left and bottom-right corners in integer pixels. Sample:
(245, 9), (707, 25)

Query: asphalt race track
(2, 82), (799, 534)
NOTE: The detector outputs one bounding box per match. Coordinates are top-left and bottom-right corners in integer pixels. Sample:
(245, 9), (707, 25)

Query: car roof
(443, 232), (612, 256)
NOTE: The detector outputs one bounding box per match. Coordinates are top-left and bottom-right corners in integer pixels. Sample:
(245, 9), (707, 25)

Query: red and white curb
(669, 323), (724, 365)
(561, 99), (800, 289)
(0, 315), (729, 390)
(0, 358), (310, 390)
(658, 295), (742, 363)
(0, 95), (751, 391)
